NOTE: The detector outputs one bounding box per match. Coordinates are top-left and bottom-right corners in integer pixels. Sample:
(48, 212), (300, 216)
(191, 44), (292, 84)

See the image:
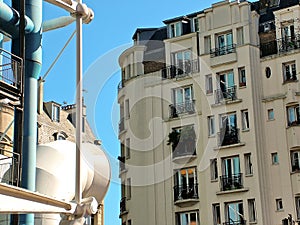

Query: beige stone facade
(118, 1), (300, 225)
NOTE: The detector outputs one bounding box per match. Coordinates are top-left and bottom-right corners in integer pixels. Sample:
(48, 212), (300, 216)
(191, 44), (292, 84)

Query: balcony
(0, 48), (23, 101)
(218, 128), (240, 147)
(0, 149), (20, 186)
(214, 86), (237, 104)
(119, 197), (128, 216)
(169, 100), (195, 118)
(210, 44), (236, 58)
(119, 117), (125, 133)
(220, 173), (243, 191)
(173, 183), (198, 202)
(223, 220), (246, 225)
(260, 34), (300, 57)
(161, 60), (199, 79)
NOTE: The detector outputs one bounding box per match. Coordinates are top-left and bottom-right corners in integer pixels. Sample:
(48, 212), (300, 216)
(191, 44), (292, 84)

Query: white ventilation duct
(34, 140), (111, 225)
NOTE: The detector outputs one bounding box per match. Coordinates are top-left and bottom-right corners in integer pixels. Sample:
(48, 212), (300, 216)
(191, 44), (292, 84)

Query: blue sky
(3, 0), (247, 224)
(41, 1), (218, 224)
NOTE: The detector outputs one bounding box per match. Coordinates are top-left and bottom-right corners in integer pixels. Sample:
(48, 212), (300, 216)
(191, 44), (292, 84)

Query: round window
(266, 67), (271, 78)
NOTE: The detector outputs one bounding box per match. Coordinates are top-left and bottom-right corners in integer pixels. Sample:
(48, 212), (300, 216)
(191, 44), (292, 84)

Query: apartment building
(118, 0), (300, 225)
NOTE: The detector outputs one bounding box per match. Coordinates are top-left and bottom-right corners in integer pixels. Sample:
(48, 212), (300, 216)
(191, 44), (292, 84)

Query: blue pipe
(13, 0), (42, 223)
(0, 2), (34, 38)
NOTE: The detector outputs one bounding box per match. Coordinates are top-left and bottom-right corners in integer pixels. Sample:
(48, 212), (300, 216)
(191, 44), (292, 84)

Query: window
(54, 132), (67, 140)
(225, 201), (244, 224)
(212, 204), (221, 225)
(283, 61), (297, 82)
(237, 27), (244, 46)
(267, 109), (274, 121)
(127, 178), (131, 199)
(128, 220), (132, 225)
(169, 22), (182, 38)
(125, 99), (130, 119)
(296, 197), (300, 220)
(216, 31), (233, 55)
(210, 158), (218, 181)
(176, 211), (199, 225)
(126, 138), (130, 159)
(173, 86), (193, 105)
(174, 167), (198, 201)
(221, 156), (242, 191)
(82, 117), (85, 133)
(244, 153), (253, 175)
(206, 74), (213, 94)
(248, 199), (257, 222)
(291, 151), (300, 172)
(208, 116), (215, 136)
(272, 152), (279, 165)
(238, 67), (246, 87)
(276, 198), (283, 211)
(192, 17), (199, 32)
(216, 71), (236, 102)
(282, 24), (295, 40)
(219, 113), (238, 146)
(241, 110), (250, 130)
(52, 104), (60, 122)
(172, 50), (192, 75)
(266, 67), (271, 78)
(204, 35), (211, 54)
(287, 105), (300, 126)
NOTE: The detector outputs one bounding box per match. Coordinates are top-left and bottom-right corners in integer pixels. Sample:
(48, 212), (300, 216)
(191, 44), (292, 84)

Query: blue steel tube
(14, 0), (42, 223)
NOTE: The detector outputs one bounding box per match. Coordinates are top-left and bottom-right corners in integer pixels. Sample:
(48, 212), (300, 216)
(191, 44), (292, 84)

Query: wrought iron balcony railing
(217, 128), (240, 147)
(214, 86), (237, 104)
(220, 173), (243, 191)
(210, 44), (236, 58)
(161, 60), (199, 79)
(169, 100), (195, 118)
(119, 117), (125, 133)
(173, 183), (198, 202)
(0, 149), (20, 186)
(260, 34), (300, 57)
(120, 197), (127, 214)
(223, 220), (246, 225)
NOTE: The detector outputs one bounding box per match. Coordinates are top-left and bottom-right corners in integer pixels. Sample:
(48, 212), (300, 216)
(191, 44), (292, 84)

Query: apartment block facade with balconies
(118, 1), (300, 225)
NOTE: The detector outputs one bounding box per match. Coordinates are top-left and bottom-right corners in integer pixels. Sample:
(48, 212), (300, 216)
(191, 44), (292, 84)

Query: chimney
(37, 77), (44, 114)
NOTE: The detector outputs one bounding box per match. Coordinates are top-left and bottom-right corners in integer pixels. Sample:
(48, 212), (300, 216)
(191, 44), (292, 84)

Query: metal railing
(169, 100), (195, 118)
(260, 34), (300, 57)
(0, 149), (20, 186)
(120, 197), (127, 214)
(214, 86), (237, 104)
(173, 183), (198, 201)
(0, 48), (22, 90)
(223, 220), (246, 225)
(161, 60), (199, 79)
(119, 117), (125, 133)
(217, 128), (240, 147)
(210, 44), (236, 58)
(220, 173), (243, 191)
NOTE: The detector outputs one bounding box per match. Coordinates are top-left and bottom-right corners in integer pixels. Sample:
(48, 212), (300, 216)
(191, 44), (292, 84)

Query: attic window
(169, 22), (182, 38)
(52, 104), (60, 122)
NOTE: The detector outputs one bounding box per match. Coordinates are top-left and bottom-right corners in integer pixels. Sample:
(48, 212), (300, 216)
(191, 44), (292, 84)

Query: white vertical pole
(75, 2), (82, 204)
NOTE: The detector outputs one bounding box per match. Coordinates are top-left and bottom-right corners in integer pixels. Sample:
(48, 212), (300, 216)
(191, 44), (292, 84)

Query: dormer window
(52, 104), (60, 122)
(192, 17), (199, 32)
(169, 22), (182, 38)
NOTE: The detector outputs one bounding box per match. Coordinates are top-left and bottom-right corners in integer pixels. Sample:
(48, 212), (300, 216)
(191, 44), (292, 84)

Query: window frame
(206, 74), (213, 94)
(126, 138), (131, 159)
(291, 150), (300, 172)
(267, 109), (274, 121)
(276, 198), (283, 211)
(210, 158), (218, 181)
(176, 210), (199, 225)
(52, 104), (60, 122)
(238, 67), (246, 87)
(271, 152), (279, 165)
(169, 22), (182, 38)
(127, 178), (131, 199)
(248, 199), (257, 223)
(212, 203), (221, 225)
(241, 109), (250, 131)
(282, 61), (297, 82)
(286, 104), (300, 126)
(244, 153), (253, 176)
(208, 115), (215, 137)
